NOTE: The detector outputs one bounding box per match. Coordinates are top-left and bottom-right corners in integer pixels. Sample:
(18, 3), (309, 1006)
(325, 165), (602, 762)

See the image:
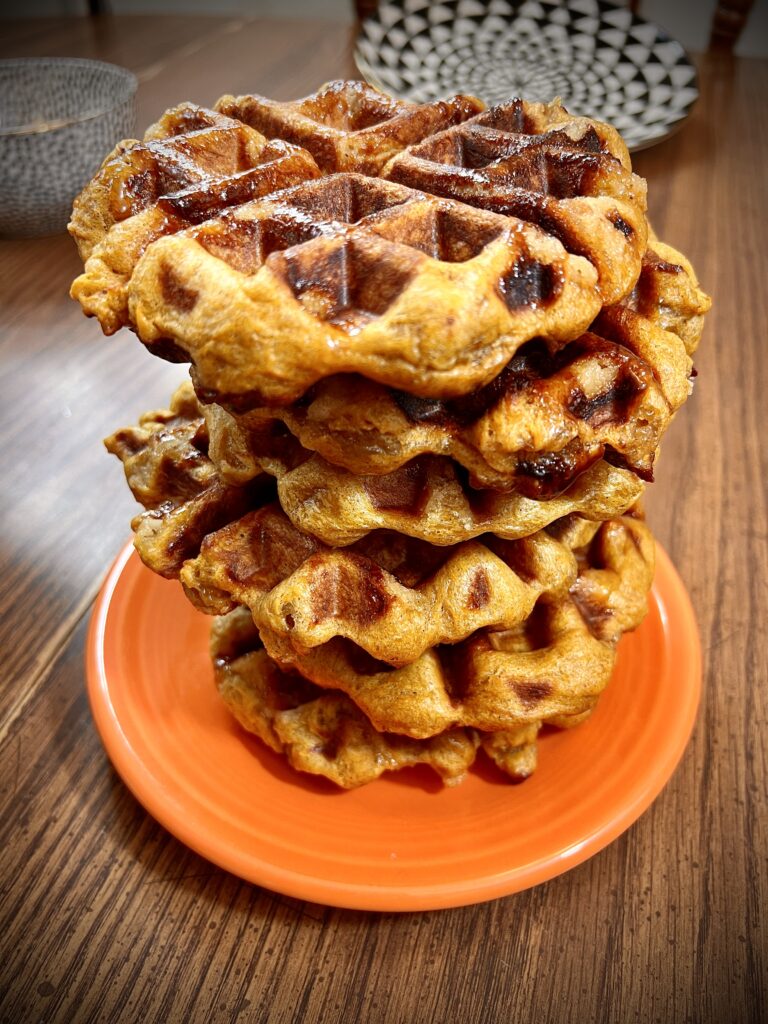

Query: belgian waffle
(251, 512), (655, 739)
(69, 104), (320, 334)
(205, 332), (670, 491)
(104, 383), (272, 577)
(110, 383), (642, 554)
(180, 501), (593, 666)
(207, 414), (644, 546)
(202, 241), (707, 493)
(106, 385), (649, 672)
(70, 83), (667, 406)
(127, 172), (603, 404)
(212, 607), (540, 786)
(383, 97), (648, 307)
(215, 79), (484, 173)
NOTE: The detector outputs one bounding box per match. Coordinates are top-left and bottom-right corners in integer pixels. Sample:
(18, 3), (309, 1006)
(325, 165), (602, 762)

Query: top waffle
(70, 82), (655, 405)
(127, 171), (602, 404)
(69, 81), (479, 339)
(215, 79), (484, 174)
(69, 104), (321, 335)
(383, 97), (648, 308)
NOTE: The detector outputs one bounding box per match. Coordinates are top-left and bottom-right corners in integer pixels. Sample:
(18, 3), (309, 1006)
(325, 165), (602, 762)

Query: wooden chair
(708, 0), (757, 49)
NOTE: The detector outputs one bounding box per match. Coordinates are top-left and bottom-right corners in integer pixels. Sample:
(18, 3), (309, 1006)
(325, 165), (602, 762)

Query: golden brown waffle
(252, 513), (654, 739)
(211, 607), (482, 787)
(275, 450), (643, 547)
(127, 171), (603, 405)
(204, 337), (663, 492)
(215, 79), (484, 174)
(69, 84), (713, 425)
(179, 501), (595, 665)
(69, 103), (321, 334)
(109, 382), (642, 551)
(104, 382), (272, 577)
(212, 607), (549, 786)
(383, 97), (648, 307)
(70, 84), (673, 407)
(199, 238), (708, 496)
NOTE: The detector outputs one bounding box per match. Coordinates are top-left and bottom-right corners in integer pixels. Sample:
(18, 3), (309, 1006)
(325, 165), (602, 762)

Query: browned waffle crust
(251, 511), (654, 739)
(211, 607), (541, 787)
(383, 97), (649, 307)
(70, 82), (665, 407)
(179, 501), (652, 673)
(215, 79), (485, 173)
(107, 382), (643, 556)
(201, 240), (708, 502)
(87, 82), (711, 787)
(127, 171), (603, 404)
(70, 104), (321, 335)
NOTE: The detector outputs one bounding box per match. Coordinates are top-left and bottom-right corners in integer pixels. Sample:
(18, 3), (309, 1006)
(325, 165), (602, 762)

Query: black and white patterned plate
(355, 0), (698, 151)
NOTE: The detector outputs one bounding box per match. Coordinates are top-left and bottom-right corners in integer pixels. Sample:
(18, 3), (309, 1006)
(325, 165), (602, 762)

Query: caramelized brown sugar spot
(128, 172), (601, 405)
(383, 97), (649, 307)
(204, 401), (645, 548)
(69, 103), (321, 335)
(104, 381), (273, 578)
(215, 80), (484, 174)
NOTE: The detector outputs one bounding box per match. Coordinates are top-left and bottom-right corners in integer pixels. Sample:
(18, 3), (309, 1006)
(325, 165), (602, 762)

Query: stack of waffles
(71, 81), (711, 788)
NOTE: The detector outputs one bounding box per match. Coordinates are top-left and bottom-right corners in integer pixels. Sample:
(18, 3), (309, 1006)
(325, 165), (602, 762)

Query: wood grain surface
(0, 16), (765, 1024)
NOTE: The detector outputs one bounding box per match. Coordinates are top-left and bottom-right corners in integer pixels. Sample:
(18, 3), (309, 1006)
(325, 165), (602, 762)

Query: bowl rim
(0, 56), (138, 138)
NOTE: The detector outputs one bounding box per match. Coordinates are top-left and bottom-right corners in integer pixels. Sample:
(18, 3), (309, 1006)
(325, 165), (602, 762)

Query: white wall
(642, 0), (768, 56)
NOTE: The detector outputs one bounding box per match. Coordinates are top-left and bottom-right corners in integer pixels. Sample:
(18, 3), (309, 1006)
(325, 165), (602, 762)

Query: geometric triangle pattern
(355, 0), (698, 151)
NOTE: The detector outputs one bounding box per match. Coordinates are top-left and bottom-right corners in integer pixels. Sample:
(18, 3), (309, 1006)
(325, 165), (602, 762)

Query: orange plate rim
(86, 540), (701, 912)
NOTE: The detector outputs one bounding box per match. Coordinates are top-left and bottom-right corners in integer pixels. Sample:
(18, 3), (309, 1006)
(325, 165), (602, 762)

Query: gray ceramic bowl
(0, 57), (137, 238)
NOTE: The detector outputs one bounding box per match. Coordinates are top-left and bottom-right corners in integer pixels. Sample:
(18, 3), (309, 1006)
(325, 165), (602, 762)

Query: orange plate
(87, 542), (700, 912)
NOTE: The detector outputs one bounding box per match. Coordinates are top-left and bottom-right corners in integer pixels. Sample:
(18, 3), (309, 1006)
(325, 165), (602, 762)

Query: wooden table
(1, 16), (765, 1024)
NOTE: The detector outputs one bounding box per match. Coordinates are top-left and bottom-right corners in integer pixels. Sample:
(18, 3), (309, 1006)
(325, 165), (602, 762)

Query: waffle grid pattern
(81, 81), (710, 787)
